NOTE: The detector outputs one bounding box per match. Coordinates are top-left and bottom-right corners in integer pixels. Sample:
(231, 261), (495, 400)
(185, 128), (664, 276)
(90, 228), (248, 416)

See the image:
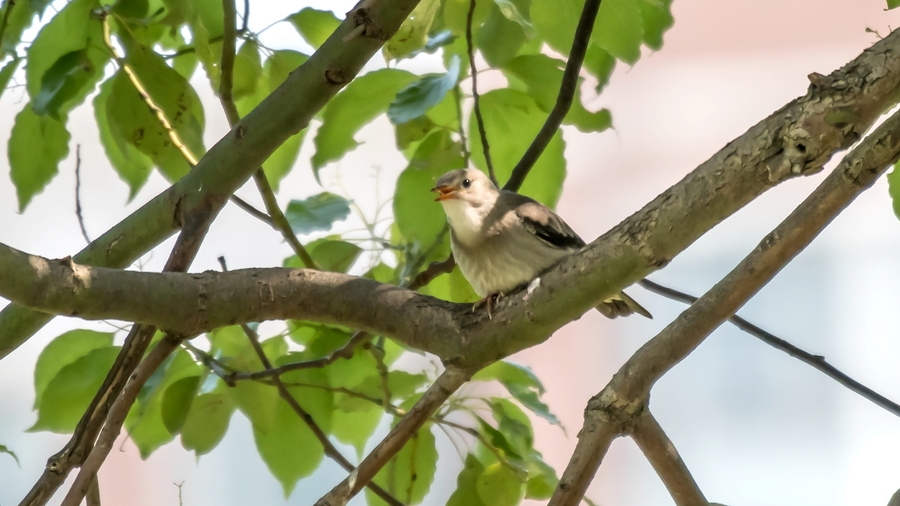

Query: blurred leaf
(288, 7), (341, 49)
(389, 55), (460, 124)
(504, 54), (611, 133)
(447, 454), (488, 506)
(584, 44), (616, 92)
(231, 41), (261, 101)
(30, 346), (120, 433)
(26, 0), (106, 115)
(230, 380), (279, 434)
(33, 329), (114, 409)
(383, 0), (441, 61)
(476, 461), (525, 506)
(477, 5), (526, 67)
(253, 398), (325, 496)
(284, 192), (352, 234)
(530, 0), (581, 56)
(468, 88), (566, 207)
(394, 130), (464, 246)
(889, 0), (900, 9)
(1, 0), (37, 55)
(9, 104), (70, 211)
(94, 77), (154, 200)
(638, 0), (673, 50)
(396, 116), (437, 150)
(285, 238), (363, 273)
(525, 452), (559, 499)
(420, 265), (478, 303)
(594, 0), (644, 64)
(493, 0), (535, 37)
(444, 0), (492, 35)
(332, 400), (382, 457)
(368, 426), (437, 505)
(388, 370), (428, 399)
(490, 399), (534, 455)
(161, 375), (202, 433)
(112, 0), (149, 19)
(312, 69), (417, 176)
(0, 56), (21, 102)
(0, 444), (19, 466)
(180, 390), (234, 455)
(476, 416), (524, 460)
(473, 361), (544, 394)
(889, 164), (900, 220)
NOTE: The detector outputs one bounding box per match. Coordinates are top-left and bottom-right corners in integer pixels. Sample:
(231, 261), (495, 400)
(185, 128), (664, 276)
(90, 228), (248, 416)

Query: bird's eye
(462, 178), (471, 188)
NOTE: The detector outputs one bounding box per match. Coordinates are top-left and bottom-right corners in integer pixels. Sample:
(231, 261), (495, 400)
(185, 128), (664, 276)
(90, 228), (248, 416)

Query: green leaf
(25, 0), (105, 111)
(420, 265), (479, 303)
(389, 55), (461, 124)
(94, 77), (154, 200)
(0, 444), (20, 466)
(394, 130), (464, 245)
(638, 0), (673, 50)
(396, 116), (437, 150)
(583, 44), (616, 92)
(490, 399), (534, 455)
(530, 0), (582, 56)
(107, 42), (206, 181)
(0, 56), (21, 102)
(493, 0), (535, 37)
(284, 192), (352, 235)
(161, 375), (202, 433)
(1, 0), (37, 56)
(477, 4), (526, 68)
(476, 462), (525, 506)
(388, 370), (428, 400)
(444, 0), (492, 35)
(383, 0), (441, 61)
(889, 164), (900, 220)
(332, 400), (382, 457)
(889, 0), (900, 8)
(288, 7), (341, 49)
(180, 390), (235, 455)
(473, 361), (545, 394)
(594, 0), (644, 64)
(476, 416), (524, 461)
(503, 54), (611, 133)
(30, 346), (121, 433)
(253, 398), (325, 496)
(284, 238), (363, 273)
(230, 381), (280, 434)
(33, 329), (114, 409)
(33, 49), (91, 119)
(468, 88), (566, 207)
(9, 104), (70, 211)
(368, 426), (438, 505)
(312, 68), (417, 175)
(447, 454), (488, 506)
(231, 41), (261, 101)
(525, 452), (559, 499)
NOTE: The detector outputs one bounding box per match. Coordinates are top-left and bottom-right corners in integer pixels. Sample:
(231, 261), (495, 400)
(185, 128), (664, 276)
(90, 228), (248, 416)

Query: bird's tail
(596, 291), (652, 319)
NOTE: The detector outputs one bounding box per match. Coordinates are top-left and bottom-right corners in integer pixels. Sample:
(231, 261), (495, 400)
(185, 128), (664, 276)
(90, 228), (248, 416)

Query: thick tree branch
(639, 278), (900, 418)
(630, 411), (707, 506)
(0, 0), (426, 358)
(315, 365), (474, 505)
(549, 103), (900, 506)
(503, 0), (601, 192)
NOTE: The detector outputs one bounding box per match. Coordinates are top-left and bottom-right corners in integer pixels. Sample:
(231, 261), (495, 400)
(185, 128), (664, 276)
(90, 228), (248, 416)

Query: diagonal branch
(630, 411), (707, 506)
(639, 278), (900, 418)
(549, 105), (900, 506)
(503, 0), (602, 192)
(0, 0), (427, 359)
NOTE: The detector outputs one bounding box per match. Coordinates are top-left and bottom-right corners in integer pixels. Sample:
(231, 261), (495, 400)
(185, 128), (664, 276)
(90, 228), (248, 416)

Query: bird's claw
(473, 292), (503, 319)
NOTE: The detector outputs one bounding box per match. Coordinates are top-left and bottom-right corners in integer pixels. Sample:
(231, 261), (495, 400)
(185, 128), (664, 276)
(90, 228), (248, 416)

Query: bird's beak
(431, 185), (458, 201)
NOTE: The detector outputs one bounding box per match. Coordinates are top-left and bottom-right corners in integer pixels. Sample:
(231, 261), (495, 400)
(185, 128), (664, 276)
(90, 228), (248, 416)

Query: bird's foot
(472, 292), (503, 319)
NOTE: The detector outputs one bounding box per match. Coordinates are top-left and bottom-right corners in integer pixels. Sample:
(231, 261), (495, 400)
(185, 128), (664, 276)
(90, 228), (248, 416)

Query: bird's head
(431, 169), (498, 208)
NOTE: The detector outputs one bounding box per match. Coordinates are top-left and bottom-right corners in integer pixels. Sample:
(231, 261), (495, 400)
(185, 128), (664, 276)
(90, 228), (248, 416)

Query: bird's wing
(501, 192), (586, 250)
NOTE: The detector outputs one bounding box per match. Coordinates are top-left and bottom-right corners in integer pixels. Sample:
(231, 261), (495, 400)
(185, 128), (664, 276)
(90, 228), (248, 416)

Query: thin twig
(241, 0), (249, 33)
(639, 278), (900, 418)
(315, 366), (474, 505)
(549, 106), (900, 506)
(503, 0), (602, 192)
(61, 333), (185, 506)
(630, 411), (707, 506)
(237, 322), (404, 506)
(74, 145), (90, 244)
(229, 195), (273, 225)
(454, 86), (471, 166)
(226, 330), (370, 381)
(465, 0), (497, 187)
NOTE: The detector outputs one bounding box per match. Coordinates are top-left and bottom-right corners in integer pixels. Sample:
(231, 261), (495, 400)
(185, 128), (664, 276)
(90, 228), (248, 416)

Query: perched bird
(431, 168), (651, 319)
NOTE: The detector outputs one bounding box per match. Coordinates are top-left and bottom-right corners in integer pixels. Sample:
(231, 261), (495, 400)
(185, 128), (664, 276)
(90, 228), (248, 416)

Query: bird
(431, 168), (651, 319)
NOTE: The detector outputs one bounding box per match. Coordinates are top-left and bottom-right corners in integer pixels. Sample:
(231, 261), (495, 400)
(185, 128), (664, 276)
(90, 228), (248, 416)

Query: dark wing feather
(503, 192), (585, 250)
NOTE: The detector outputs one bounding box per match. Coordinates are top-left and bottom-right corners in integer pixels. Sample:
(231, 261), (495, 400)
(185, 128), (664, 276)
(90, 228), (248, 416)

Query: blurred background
(2, 0), (900, 505)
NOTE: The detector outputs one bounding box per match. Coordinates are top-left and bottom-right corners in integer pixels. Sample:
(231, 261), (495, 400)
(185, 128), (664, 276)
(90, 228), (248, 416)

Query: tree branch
(0, 0), (427, 359)
(503, 0), (601, 192)
(465, 0), (497, 187)
(315, 365), (474, 505)
(549, 103), (900, 506)
(639, 278), (900, 418)
(630, 411), (707, 506)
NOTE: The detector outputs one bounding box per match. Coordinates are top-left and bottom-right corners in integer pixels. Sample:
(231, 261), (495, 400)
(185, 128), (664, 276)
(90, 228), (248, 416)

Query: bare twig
(630, 411), (707, 506)
(237, 322), (404, 506)
(465, 0), (497, 187)
(639, 278), (900, 418)
(549, 106), (900, 506)
(227, 330), (370, 381)
(315, 366), (473, 505)
(454, 86), (471, 166)
(74, 145), (90, 244)
(408, 254), (456, 291)
(61, 333), (185, 506)
(229, 195), (273, 225)
(503, 0), (602, 192)
(241, 0), (249, 33)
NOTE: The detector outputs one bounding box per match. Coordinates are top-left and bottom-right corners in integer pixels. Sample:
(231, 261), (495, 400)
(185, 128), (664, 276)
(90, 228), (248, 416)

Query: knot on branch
(586, 386), (647, 432)
(344, 0), (386, 42)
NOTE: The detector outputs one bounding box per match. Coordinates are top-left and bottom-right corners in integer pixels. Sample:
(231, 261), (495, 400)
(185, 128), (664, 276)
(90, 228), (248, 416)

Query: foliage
(2, 0), (675, 502)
